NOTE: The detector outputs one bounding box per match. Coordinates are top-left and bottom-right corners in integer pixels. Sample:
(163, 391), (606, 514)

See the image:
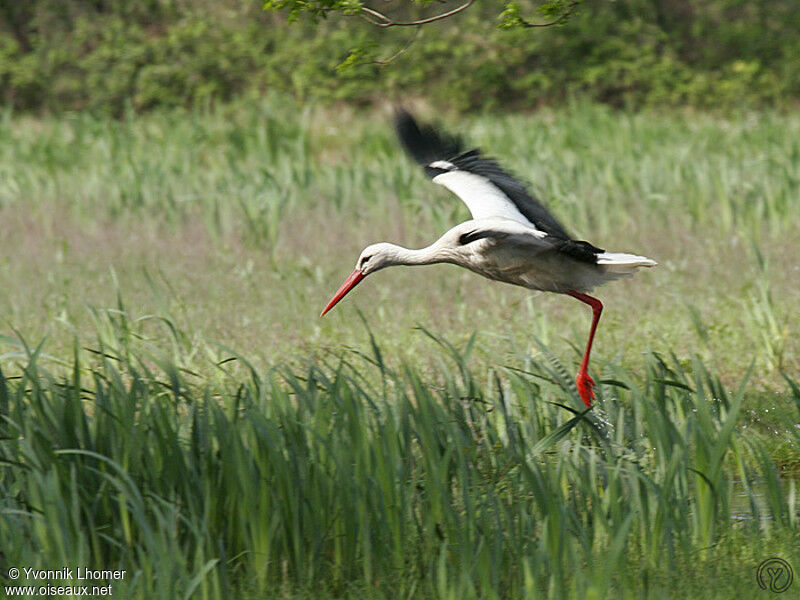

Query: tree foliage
(1, 0), (799, 114)
(261, 0), (580, 30)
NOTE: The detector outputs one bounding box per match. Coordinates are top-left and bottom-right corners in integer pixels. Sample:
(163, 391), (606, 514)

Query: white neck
(382, 242), (452, 267)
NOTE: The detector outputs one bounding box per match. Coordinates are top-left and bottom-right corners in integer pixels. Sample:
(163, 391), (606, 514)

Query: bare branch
(372, 26), (422, 64)
(360, 0), (475, 28)
(359, 12), (389, 26)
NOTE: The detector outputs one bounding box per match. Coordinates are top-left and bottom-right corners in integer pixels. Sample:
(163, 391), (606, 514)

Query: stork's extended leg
(566, 291), (603, 407)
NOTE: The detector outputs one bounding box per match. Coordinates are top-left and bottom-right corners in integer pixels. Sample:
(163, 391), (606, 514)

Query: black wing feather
(448, 150), (572, 239)
(458, 227), (602, 264)
(549, 239), (604, 263)
(458, 229), (508, 246)
(395, 109), (463, 177)
(395, 109), (572, 239)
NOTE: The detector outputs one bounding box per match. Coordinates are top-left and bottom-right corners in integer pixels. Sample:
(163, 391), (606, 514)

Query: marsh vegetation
(0, 99), (798, 598)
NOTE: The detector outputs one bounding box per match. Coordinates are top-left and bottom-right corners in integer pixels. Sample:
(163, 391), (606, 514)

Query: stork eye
(360, 255), (373, 268)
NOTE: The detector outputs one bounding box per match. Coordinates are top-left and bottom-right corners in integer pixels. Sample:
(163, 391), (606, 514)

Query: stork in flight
(321, 110), (656, 407)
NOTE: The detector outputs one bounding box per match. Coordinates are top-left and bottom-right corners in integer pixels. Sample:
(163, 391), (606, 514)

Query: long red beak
(320, 269), (366, 316)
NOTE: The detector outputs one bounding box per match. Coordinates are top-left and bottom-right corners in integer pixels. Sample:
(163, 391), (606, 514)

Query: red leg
(566, 291), (603, 407)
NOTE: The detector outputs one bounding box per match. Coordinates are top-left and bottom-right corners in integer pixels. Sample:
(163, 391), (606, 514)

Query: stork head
(354, 243), (400, 275)
(320, 243), (400, 317)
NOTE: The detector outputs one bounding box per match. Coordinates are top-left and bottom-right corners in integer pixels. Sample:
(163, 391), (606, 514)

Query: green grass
(0, 98), (798, 598)
(1, 315), (798, 599)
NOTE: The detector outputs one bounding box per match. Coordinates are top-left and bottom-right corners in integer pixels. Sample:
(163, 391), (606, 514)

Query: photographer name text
(19, 568), (125, 581)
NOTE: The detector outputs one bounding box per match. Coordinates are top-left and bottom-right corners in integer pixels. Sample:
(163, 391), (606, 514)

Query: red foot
(576, 371), (595, 407)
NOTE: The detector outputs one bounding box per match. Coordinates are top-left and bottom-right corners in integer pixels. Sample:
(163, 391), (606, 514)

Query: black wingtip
(393, 108), (462, 167)
(393, 107), (415, 129)
(393, 108), (423, 160)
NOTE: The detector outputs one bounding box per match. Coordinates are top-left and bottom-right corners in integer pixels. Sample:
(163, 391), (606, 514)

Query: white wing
(432, 171), (532, 225)
(395, 110), (572, 238)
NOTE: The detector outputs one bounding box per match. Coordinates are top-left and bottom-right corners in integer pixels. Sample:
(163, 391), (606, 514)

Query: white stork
(321, 110), (656, 407)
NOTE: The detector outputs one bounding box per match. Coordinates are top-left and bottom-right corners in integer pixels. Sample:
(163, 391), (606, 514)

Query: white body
(358, 217), (656, 294)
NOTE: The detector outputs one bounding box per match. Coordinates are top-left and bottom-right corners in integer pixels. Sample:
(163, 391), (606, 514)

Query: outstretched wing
(395, 109), (572, 239)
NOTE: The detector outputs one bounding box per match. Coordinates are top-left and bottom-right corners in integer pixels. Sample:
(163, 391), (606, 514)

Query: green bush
(1, 0), (800, 113)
